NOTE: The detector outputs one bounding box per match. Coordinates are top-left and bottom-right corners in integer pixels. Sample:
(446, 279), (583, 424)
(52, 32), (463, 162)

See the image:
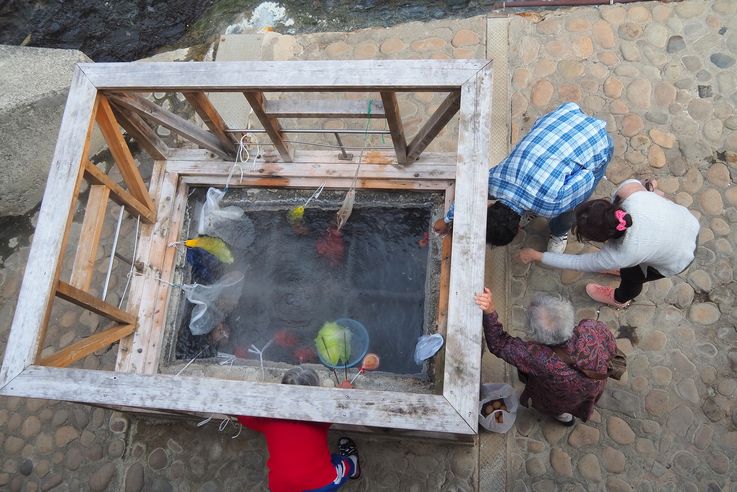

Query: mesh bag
(198, 187), (255, 251)
(182, 271), (245, 336)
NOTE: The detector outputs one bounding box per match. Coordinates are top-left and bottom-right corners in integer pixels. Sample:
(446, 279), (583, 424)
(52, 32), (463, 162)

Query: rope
(118, 216), (141, 309)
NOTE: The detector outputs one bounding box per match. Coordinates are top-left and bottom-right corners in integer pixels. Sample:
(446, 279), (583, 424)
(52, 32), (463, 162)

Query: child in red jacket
(237, 366), (360, 492)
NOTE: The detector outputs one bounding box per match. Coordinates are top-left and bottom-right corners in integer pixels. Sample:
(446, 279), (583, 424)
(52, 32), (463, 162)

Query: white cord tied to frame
(196, 415), (243, 439)
(248, 338), (274, 381)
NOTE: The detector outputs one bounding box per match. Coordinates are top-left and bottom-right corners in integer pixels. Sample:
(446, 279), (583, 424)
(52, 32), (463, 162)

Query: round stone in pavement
(199, 481), (220, 492)
(607, 416), (635, 445)
(19, 459), (33, 476)
(89, 462), (116, 492)
(148, 447), (168, 470)
(124, 463), (144, 492)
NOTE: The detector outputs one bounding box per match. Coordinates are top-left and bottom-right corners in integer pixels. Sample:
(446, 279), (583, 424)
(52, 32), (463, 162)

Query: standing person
(237, 366), (361, 492)
(434, 102), (613, 253)
(517, 178), (700, 307)
(475, 288), (616, 425)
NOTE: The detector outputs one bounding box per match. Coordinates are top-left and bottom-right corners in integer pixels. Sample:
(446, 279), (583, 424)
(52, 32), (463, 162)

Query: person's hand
(433, 218), (451, 235)
(474, 287), (495, 314)
(516, 248), (543, 264)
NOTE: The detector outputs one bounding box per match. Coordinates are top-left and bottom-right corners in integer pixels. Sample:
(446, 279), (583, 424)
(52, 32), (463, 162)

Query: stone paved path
(1, 0), (736, 490)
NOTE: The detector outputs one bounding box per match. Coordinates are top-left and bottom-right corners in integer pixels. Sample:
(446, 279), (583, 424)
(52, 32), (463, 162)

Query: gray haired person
(476, 289), (617, 425)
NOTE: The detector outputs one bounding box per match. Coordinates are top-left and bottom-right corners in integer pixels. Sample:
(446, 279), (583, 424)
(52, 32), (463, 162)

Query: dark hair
(485, 201), (521, 246)
(281, 366), (320, 386)
(573, 199), (632, 243)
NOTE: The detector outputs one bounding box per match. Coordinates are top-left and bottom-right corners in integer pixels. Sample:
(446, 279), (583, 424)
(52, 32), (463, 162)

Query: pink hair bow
(615, 209), (628, 231)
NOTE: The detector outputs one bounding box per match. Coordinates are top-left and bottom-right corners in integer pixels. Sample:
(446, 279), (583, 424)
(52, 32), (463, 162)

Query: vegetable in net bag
(182, 271), (245, 336)
(198, 187), (255, 251)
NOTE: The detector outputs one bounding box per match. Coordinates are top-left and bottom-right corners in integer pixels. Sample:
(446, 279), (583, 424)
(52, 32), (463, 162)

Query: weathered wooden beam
(56, 280), (137, 325)
(78, 60), (490, 91)
(2, 366), (475, 435)
(406, 91), (462, 163)
(110, 104), (169, 160)
(379, 92), (408, 166)
(166, 160), (456, 181)
(69, 185), (110, 291)
(166, 148), (458, 167)
(242, 91), (293, 162)
(39, 323), (136, 368)
(83, 161), (157, 224)
(182, 91), (239, 149)
(263, 99), (385, 118)
(96, 96), (157, 212)
(442, 62), (492, 430)
(181, 175), (453, 191)
(115, 161), (167, 373)
(0, 67), (97, 388)
(116, 169), (179, 374)
(108, 93), (235, 160)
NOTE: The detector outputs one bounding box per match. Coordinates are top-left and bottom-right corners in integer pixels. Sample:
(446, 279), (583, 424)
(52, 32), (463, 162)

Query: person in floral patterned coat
(475, 288), (616, 426)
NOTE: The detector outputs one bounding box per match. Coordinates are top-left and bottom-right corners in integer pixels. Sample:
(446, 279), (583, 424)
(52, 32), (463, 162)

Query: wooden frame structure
(0, 60), (492, 437)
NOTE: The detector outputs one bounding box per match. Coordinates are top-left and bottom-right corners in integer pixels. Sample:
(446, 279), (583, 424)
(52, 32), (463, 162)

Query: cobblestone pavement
(1, 0), (736, 490)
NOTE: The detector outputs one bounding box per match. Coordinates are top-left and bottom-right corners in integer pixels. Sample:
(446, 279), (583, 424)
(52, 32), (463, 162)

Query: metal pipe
(496, 0), (647, 7)
(102, 205), (125, 301)
(226, 128), (391, 135)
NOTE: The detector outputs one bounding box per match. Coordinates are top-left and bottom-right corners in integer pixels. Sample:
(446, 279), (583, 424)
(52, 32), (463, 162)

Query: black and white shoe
(338, 437), (361, 479)
(554, 413), (576, 427)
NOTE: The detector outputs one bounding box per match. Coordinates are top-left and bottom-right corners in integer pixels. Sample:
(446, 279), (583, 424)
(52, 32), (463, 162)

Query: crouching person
(475, 289), (616, 426)
(237, 366), (360, 491)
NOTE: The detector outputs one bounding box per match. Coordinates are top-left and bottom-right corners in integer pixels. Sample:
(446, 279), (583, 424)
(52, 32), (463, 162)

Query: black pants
(614, 265), (664, 303)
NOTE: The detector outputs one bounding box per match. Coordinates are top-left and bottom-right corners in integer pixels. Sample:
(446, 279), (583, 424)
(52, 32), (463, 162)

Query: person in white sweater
(517, 179), (700, 308)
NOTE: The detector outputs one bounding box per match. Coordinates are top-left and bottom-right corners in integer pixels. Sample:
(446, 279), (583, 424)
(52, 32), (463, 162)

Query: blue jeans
(548, 210), (575, 237)
(304, 454), (355, 492)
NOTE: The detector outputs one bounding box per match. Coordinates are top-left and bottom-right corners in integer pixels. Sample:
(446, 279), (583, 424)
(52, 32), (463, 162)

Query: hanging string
(248, 338), (274, 381)
(176, 346), (207, 376)
(118, 216), (141, 309)
(303, 182), (325, 208)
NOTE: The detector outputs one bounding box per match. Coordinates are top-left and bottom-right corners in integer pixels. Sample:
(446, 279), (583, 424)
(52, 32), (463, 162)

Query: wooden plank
(380, 92), (408, 166)
(56, 280), (137, 325)
(79, 60), (490, 91)
(264, 99), (385, 118)
(2, 366), (475, 435)
(118, 170), (179, 374)
(406, 91), (462, 162)
(432, 184), (455, 392)
(84, 161), (157, 224)
(182, 91), (239, 149)
(141, 179), (188, 374)
(166, 148), (459, 167)
(39, 323), (135, 368)
(108, 93), (234, 160)
(110, 104), (169, 160)
(442, 63), (492, 430)
(181, 175), (453, 191)
(69, 185), (110, 290)
(0, 67), (97, 388)
(242, 91), (293, 162)
(115, 160), (167, 372)
(166, 160), (455, 181)
(96, 96), (157, 212)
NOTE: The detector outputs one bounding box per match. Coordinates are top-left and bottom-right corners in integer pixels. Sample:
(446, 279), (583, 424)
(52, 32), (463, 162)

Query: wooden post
(69, 185), (110, 290)
(379, 92), (408, 166)
(83, 161), (157, 224)
(406, 91), (462, 162)
(39, 323), (136, 368)
(242, 91), (293, 162)
(96, 96), (157, 212)
(111, 105), (169, 160)
(183, 91), (239, 150)
(0, 68), (97, 387)
(56, 280), (137, 325)
(442, 63), (492, 430)
(108, 93), (235, 160)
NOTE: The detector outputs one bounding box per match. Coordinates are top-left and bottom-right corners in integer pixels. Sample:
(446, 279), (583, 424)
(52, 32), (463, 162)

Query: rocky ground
(1, 0), (736, 490)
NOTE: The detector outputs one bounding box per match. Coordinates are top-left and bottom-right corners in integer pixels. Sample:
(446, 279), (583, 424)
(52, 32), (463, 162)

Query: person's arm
(433, 204), (455, 234)
(474, 288), (546, 376)
(517, 247), (622, 272)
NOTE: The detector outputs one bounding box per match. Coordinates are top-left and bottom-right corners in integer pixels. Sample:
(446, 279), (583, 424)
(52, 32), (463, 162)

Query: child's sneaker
(338, 437), (360, 479)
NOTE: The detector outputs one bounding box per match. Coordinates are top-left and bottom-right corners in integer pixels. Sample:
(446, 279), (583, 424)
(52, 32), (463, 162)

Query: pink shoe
(585, 283), (630, 309)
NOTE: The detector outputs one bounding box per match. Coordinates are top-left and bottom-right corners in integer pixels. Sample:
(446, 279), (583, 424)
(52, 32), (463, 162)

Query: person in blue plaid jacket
(434, 102), (613, 253)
